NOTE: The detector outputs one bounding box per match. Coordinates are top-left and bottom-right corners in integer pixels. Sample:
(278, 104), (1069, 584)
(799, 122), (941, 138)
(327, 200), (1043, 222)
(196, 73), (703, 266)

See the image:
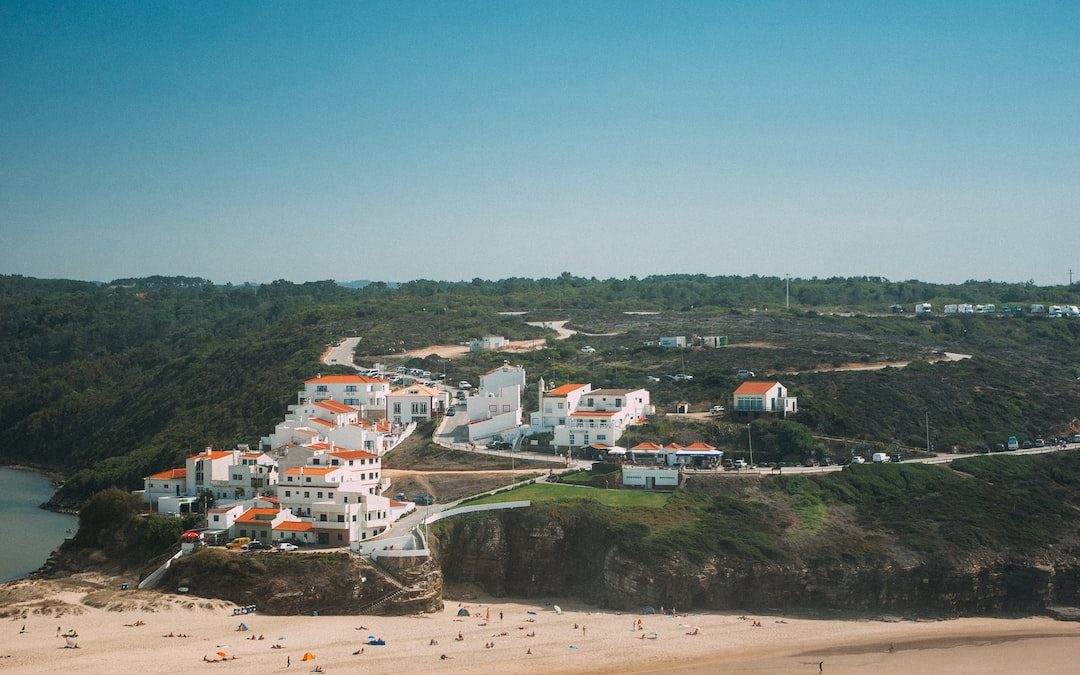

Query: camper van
(871, 452), (890, 463)
(914, 303), (932, 314)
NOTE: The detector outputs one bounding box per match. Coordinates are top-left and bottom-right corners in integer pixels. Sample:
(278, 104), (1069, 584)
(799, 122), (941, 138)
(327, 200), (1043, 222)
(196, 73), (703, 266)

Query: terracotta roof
(734, 381), (781, 396)
(149, 468), (187, 480)
(273, 521), (314, 532)
(683, 442), (717, 450)
(570, 410), (616, 417)
(545, 383), (589, 397)
(306, 374), (385, 384)
(389, 500), (408, 507)
(309, 417), (335, 427)
(665, 442), (685, 450)
(389, 384), (440, 397)
(631, 442), (663, 451)
(240, 452), (265, 459)
(235, 508), (279, 523)
(285, 466), (338, 476)
(186, 450), (232, 461)
(307, 442), (331, 451)
(314, 400), (355, 414)
(329, 449), (380, 461)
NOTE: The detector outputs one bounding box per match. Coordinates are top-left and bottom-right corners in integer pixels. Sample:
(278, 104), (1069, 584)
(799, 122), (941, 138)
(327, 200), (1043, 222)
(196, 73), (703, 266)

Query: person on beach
(287, 656), (290, 667)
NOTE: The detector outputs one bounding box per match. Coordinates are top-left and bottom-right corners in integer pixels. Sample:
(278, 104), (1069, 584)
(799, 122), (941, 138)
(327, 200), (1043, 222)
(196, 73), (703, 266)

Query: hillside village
(140, 355), (802, 551)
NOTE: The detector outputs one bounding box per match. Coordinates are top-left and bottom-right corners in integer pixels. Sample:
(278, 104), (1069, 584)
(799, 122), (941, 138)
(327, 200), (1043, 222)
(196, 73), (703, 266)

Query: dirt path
(773, 351), (972, 376)
(375, 319), (621, 361)
(384, 468), (540, 477)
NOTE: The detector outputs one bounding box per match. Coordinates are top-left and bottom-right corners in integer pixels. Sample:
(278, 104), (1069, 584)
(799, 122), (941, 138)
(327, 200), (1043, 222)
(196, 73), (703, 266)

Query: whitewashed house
(733, 381), (798, 416)
(466, 362), (526, 441)
(551, 387), (652, 448)
(302, 374), (389, 417)
(530, 381), (592, 432)
(468, 336), (509, 352)
(144, 468), (187, 506)
(387, 384), (447, 424)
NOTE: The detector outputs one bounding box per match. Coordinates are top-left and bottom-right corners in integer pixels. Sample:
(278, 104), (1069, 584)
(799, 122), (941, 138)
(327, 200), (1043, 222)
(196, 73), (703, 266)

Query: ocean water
(0, 467), (78, 582)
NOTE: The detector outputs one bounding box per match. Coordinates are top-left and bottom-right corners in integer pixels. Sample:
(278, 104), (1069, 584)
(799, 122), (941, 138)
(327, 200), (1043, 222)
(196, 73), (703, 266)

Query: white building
(303, 374), (389, 417)
(530, 381), (592, 432)
(143, 447), (279, 510)
(387, 384), (447, 424)
(465, 362), (526, 441)
(732, 381), (798, 416)
(468, 336), (509, 352)
(550, 387), (653, 448)
(261, 400), (396, 455)
(621, 466), (680, 490)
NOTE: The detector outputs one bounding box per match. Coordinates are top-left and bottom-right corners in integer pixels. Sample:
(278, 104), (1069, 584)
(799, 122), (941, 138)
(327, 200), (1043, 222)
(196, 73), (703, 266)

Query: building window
(598, 434), (606, 440)
(337, 515), (344, 522)
(284, 490), (291, 497)
(557, 402), (564, 409)
(569, 434), (576, 444)
(317, 385), (328, 392)
(317, 491), (323, 498)
(304, 491), (310, 498)
(337, 533), (343, 541)
(393, 402), (401, 414)
(587, 398), (594, 407)
(345, 385), (357, 392)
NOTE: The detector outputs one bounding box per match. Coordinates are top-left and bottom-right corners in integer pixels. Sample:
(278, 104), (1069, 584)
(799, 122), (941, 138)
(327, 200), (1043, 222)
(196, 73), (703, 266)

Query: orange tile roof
(240, 452), (265, 459)
(309, 417), (335, 427)
(683, 442), (717, 450)
(306, 374), (385, 384)
(307, 442), (331, 450)
(314, 400), (355, 414)
(734, 381), (781, 395)
(665, 443), (685, 450)
(546, 383), (588, 397)
(330, 449), (380, 461)
(273, 521), (314, 532)
(570, 410), (616, 417)
(186, 450), (233, 461)
(389, 500), (408, 507)
(631, 442), (664, 451)
(375, 419), (391, 432)
(389, 384), (440, 396)
(149, 468), (187, 480)
(236, 507), (279, 523)
(285, 466), (338, 475)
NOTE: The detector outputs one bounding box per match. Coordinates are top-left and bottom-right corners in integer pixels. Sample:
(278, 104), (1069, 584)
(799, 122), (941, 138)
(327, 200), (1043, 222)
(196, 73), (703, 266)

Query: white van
(871, 452), (890, 463)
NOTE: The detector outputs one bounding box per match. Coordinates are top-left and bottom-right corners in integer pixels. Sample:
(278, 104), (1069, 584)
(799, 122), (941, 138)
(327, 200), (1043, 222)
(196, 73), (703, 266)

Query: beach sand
(2, 576), (1079, 674)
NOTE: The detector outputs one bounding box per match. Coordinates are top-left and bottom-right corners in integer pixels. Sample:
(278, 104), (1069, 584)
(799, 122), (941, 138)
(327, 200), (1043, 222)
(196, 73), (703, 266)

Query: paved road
(321, 336), (361, 367)
(699, 441), (1080, 477)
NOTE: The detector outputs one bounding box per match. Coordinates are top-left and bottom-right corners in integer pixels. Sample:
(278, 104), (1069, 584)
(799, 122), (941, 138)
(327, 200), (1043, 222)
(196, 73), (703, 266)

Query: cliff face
(434, 508), (1080, 617)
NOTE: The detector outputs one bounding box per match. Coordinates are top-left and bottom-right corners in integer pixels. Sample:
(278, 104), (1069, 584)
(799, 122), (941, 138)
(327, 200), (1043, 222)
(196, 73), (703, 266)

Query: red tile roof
(631, 442), (664, 451)
(309, 417), (335, 427)
(306, 375), (385, 384)
(314, 400), (355, 414)
(389, 500), (408, 507)
(236, 507), (279, 523)
(285, 466), (338, 476)
(186, 450), (233, 461)
(546, 383), (588, 397)
(683, 442), (717, 450)
(149, 468), (187, 480)
(734, 381), (781, 395)
(570, 410), (616, 417)
(329, 449), (380, 461)
(273, 521), (314, 532)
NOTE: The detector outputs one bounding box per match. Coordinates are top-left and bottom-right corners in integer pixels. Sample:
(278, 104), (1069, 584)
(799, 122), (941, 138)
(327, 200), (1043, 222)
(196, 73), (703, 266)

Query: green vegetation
(67, 487), (201, 567)
(467, 482), (670, 508)
(2, 273), (1077, 509)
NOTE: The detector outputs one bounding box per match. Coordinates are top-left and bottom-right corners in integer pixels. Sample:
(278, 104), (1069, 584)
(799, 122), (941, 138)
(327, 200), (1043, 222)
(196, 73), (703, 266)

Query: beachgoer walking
(819, 660), (824, 673)
(582, 625), (586, 636)
(499, 611), (503, 621)
(287, 655), (290, 667)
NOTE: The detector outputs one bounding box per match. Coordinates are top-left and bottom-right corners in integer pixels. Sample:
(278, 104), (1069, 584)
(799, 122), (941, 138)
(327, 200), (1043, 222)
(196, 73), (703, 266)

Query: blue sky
(2, 1), (1078, 285)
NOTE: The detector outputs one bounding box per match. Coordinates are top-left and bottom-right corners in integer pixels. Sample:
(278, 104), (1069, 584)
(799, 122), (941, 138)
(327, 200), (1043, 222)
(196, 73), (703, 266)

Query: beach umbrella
(239, 623), (249, 631)
(553, 605), (563, 615)
(302, 652), (315, 661)
(216, 651), (228, 658)
(457, 608), (470, 617)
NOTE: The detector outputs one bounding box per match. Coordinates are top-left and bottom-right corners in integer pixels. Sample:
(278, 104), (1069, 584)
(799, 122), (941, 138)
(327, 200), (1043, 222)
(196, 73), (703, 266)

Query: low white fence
(423, 500), (531, 525)
(138, 549), (183, 590)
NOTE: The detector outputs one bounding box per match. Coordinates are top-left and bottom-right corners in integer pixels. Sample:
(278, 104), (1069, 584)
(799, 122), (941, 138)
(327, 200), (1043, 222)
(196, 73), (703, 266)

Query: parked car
(993, 443), (1006, 452)
(276, 543), (298, 552)
(671, 373), (693, 381)
(487, 440), (512, 450)
(243, 540), (268, 551)
(646, 375), (661, 382)
(581, 346), (596, 354)
(414, 494), (435, 506)
(736, 369), (755, 378)
(709, 405), (725, 415)
(1021, 440), (1034, 449)
(1035, 438), (1046, 447)
(226, 537), (252, 550)
(446, 407), (456, 416)
(732, 459), (748, 469)
(458, 381), (472, 389)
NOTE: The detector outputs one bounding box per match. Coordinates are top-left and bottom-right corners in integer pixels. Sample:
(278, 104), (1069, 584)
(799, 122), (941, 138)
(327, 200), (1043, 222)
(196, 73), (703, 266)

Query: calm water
(0, 467), (78, 582)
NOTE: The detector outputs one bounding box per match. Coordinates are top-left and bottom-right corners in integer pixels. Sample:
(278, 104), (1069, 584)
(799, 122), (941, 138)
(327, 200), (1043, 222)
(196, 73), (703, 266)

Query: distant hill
(337, 279), (401, 289)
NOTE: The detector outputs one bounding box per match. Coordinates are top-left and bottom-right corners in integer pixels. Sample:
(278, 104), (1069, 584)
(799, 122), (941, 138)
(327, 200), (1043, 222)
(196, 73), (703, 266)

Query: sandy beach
(2, 576), (1079, 674)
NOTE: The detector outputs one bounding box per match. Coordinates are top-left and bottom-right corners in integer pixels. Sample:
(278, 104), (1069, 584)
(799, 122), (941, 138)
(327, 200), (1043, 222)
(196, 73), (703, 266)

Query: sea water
(0, 467), (78, 582)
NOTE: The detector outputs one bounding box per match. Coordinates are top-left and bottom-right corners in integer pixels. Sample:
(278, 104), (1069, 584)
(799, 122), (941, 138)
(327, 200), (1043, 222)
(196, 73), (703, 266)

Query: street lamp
(747, 423), (754, 467)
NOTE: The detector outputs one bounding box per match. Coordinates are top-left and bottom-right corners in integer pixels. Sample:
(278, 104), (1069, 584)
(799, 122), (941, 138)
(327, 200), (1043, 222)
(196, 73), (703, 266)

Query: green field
(467, 482), (670, 508)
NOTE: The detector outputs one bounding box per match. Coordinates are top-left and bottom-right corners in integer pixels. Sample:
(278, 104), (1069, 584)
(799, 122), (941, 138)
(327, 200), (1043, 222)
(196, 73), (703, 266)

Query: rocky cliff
(433, 506), (1080, 617)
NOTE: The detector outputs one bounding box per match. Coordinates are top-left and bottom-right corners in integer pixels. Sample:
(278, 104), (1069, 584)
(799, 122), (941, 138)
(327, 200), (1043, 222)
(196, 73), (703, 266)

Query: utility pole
(925, 412), (931, 454)
(747, 423), (753, 467)
(1070, 268), (1074, 286)
(785, 274), (791, 310)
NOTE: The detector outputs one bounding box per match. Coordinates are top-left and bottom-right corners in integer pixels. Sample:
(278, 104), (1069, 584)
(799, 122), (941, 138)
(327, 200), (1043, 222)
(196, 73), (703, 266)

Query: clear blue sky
(2, 1), (1078, 285)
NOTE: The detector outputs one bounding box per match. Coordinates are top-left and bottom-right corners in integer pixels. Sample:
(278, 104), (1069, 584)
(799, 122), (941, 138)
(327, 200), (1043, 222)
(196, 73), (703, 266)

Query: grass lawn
(467, 482), (671, 508)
